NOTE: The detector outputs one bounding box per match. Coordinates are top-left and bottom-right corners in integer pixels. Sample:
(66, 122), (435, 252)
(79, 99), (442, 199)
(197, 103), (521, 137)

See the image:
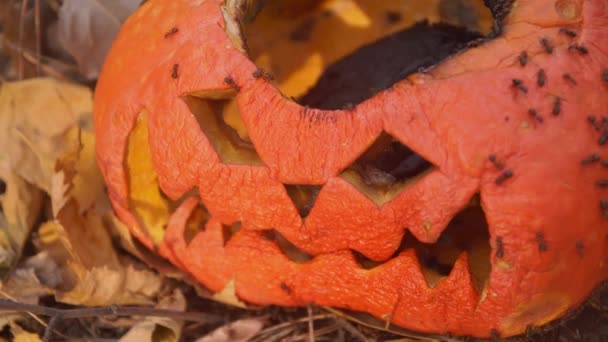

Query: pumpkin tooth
(391, 200), (491, 291)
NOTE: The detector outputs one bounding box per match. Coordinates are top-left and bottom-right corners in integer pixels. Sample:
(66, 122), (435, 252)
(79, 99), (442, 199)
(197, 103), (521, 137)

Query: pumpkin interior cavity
(126, 112), (172, 245)
(262, 229), (315, 263)
(284, 184), (322, 219)
(222, 222), (243, 246)
(353, 200), (490, 290)
(184, 95), (263, 166)
(340, 132), (436, 207)
(183, 203), (210, 246)
(414, 200), (491, 291)
(231, 0), (497, 109)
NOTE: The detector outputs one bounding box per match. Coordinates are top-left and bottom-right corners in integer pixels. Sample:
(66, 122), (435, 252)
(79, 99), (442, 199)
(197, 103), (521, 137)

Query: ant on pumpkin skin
(537, 69), (546, 87)
(518, 51), (528, 66)
(488, 154), (505, 170)
(540, 37), (554, 54)
(576, 241), (585, 258)
(559, 28), (577, 38)
(171, 64), (179, 79)
(495, 237), (505, 258)
(223, 76), (241, 92)
(552, 97), (562, 116)
(280, 282), (293, 295)
(581, 153), (600, 165)
(164, 27), (179, 39)
(568, 44), (588, 55)
(563, 73), (577, 85)
(495, 169), (513, 185)
(511, 79), (528, 94)
(588, 115), (602, 131)
(252, 68), (274, 81)
(536, 232), (548, 252)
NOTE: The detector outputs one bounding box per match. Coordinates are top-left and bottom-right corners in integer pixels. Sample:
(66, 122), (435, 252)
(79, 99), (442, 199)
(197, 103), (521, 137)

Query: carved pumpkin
(94, 0), (608, 338)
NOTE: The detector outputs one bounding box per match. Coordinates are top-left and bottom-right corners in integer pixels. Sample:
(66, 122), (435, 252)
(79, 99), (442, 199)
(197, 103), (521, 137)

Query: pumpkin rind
(95, 0), (608, 337)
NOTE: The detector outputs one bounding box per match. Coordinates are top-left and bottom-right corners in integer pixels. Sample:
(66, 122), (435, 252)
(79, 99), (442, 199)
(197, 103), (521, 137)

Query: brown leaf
(0, 161), (43, 272)
(0, 78), (92, 193)
(120, 289), (187, 342)
(36, 201), (162, 306)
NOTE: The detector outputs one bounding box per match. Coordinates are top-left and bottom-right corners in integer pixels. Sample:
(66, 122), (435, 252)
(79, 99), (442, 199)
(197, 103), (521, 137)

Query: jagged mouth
(257, 196), (492, 292)
(129, 0), (509, 305)
(182, 94), (493, 292)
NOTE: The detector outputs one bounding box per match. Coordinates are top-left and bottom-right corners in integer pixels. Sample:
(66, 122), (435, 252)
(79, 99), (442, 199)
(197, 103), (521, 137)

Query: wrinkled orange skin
(95, 0), (608, 337)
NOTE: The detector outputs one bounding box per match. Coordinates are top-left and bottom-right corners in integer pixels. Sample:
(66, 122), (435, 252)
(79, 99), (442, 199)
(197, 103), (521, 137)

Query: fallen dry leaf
(0, 253), (55, 332)
(107, 213), (183, 278)
(56, 0), (142, 79)
(1, 252), (57, 304)
(120, 289), (187, 342)
(196, 318), (265, 342)
(35, 201), (162, 306)
(0, 159), (43, 272)
(11, 325), (42, 342)
(0, 78), (91, 193)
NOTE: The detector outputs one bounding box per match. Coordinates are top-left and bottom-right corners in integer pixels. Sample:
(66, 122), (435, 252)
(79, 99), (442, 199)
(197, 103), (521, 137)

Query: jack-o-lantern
(94, 0), (608, 338)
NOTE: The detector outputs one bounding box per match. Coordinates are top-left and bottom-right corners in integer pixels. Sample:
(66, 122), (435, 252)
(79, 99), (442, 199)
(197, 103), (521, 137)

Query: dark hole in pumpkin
(297, 21), (484, 110)
(262, 229), (314, 263)
(230, 0), (506, 110)
(222, 222), (243, 246)
(340, 132), (435, 206)
(184, 95), (263, 166)
(354, 196), (491, 292)
(183, 203), (210, 246)
(284, 184), (322, 219)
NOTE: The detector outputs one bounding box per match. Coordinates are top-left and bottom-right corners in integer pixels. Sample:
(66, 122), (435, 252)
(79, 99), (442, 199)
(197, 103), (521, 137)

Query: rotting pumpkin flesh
(94, 0), (608, 338)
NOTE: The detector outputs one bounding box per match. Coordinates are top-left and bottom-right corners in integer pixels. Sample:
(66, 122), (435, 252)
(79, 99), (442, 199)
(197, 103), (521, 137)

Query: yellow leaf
(0, 78), (91, 193)
(71, 129), (104, 213)
(212, 279), (247, 308)
(0, 160), (43, 272)
(36, 201), (162, 306)
(13, 330), (41, 342)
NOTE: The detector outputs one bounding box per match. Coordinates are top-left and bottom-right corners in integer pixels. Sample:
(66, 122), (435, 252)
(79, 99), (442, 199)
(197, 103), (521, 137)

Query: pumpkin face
(94, 0), (608, 338)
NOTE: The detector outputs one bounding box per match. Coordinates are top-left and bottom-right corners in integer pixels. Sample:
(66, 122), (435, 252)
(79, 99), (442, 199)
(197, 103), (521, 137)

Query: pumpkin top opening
(224, 0), (510, 110)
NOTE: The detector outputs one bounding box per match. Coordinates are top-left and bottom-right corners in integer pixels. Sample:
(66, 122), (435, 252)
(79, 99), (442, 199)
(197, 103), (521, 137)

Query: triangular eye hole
(340, 132), (435, 206)
(184, 95), (263, 165)
(284, 184), (322, 219)
(222, 222), (243, 246)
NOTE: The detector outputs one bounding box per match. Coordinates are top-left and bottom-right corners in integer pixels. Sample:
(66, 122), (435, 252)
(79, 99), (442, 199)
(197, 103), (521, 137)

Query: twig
(34, 0), (41, 75)
(252, 314), (334, 339)
(2, 38), (78, 80)
(18, 0), (29, 79)
(0, 299), (222, 322)
(290, 323), (340, 342)
(42, 315), (61, 342)
(0, 299), (223, 340)
(44, 0), (60, 11)
(335, 318), (369, 342)
(0, 289), (48, 328)
(307, 304), (314, 342)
